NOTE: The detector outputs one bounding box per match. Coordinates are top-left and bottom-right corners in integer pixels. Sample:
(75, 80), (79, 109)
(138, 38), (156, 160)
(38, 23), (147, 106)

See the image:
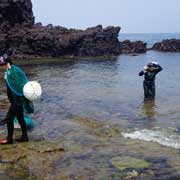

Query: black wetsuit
(5, 85), (28, 142)
(139, 65), (163, 100)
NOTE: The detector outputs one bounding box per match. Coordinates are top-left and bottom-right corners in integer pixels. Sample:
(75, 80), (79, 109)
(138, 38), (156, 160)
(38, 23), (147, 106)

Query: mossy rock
(126, 170), (139, 178)
(0, 163), (35, 180)
(112, 170), (139, 179)
(0, 147), (27, 163)
(93, 125), (120, 138)
(111, 156), (151, 171)
(73, 117), (103, 129)
(23, 140), (65, 153)
(73, 117), (121, 138)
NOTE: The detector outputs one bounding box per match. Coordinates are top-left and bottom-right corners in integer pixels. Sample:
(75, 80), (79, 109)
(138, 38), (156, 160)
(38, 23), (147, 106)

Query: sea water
(0, 34), (180, 149)
(119, 33), (180, 48)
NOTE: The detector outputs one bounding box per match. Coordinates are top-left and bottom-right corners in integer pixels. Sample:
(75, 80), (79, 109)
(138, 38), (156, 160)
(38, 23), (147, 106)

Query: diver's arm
(155, 65), (163, 73)
(139, 65), (149, 76)
(151, 61), (163, 73)
(139, 71), (144, 76)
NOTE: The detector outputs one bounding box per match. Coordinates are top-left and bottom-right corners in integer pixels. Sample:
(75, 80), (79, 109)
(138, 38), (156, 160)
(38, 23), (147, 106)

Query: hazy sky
(32, 0), (180, 33)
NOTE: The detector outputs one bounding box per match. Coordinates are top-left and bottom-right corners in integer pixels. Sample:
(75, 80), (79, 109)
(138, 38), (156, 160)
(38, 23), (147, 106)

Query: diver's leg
(143, 81), (149, 100)
(0, 104), (14, 126)
(1, 104), (16, 144)
(16, 105), (28, 142)
(151, 82), (155, 99)
(148, 82), (155, 100)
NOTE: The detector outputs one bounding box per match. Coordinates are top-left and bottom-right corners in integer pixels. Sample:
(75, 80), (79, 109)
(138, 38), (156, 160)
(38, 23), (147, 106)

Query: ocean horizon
(119, 33), (180, 48)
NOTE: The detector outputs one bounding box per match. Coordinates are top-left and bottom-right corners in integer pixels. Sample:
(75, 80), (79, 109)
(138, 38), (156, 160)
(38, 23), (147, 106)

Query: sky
(32, 0), (180, 33)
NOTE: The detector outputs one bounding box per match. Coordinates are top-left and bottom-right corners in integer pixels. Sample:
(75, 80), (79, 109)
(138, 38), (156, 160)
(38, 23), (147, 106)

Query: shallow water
(0, 51), (180, 142)
(1, 51), (180, 179)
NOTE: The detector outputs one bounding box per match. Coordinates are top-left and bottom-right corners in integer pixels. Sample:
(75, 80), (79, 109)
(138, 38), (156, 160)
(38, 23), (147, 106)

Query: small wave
(122, 128), (180, 149)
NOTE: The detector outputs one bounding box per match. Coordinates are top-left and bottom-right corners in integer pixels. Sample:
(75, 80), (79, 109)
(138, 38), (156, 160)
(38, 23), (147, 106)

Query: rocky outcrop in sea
(152, 39), (180, 52)
(121, 40), (147, 54)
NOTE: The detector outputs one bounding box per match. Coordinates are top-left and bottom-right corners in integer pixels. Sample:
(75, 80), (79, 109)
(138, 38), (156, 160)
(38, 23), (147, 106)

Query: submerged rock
(0, 146), (27, 163)
(73, 116), (121, 138)
(0, 163), (35, 179)
(0, 120), (180, 179)
(111, 156), (151, 171)
(152, 39), (180, 52)
(24, 140), (65, 153)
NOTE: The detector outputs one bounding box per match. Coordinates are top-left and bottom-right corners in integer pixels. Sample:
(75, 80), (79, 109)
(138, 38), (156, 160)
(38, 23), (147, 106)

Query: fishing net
(6, 65), (28, 96)
(14, 115), (34, 129)
(6, 65), (34, 114)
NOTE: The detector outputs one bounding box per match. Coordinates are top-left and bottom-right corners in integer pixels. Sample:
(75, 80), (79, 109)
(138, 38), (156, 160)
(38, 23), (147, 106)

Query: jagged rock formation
(0, 0), (34, 28)
(4, 24), (121, 57)
(152, 39), (180, 52)
(0, 0), (147, 58)
(120, 40), (147, 54)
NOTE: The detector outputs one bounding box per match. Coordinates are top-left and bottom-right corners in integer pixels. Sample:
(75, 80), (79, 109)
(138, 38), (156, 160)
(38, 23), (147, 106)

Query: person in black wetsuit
(0, 50), (31, 144)
(139, 62), (163, 100)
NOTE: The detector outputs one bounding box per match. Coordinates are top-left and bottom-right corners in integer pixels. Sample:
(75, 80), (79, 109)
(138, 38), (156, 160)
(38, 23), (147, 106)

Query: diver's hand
(143, 66), (148, 72)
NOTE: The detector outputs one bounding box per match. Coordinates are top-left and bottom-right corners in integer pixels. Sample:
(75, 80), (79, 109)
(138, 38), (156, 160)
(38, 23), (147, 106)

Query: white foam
(122, 129), (180, 149)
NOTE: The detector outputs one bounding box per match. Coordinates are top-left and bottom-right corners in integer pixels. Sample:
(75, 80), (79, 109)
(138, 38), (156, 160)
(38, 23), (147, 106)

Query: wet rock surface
(111, 156), (151, 171)
(152, 39), (180, 52)
(1, 117), (180, 179)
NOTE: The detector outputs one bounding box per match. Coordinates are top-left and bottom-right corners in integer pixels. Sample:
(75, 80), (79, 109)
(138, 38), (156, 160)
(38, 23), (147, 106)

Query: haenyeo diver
(0, 49), (34, 144)
(139, 61), (163, 100)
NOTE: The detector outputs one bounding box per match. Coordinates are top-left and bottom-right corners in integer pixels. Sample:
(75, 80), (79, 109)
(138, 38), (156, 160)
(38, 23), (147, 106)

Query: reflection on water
(142, 100), (156, 119)
(0, 51), (180, 138)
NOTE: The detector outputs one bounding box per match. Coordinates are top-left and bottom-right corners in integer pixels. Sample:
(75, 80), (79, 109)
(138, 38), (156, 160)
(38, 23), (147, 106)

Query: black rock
(0, 0), (148, 58)
(152, 39), (180, 52)
(120, 40), (147, 54)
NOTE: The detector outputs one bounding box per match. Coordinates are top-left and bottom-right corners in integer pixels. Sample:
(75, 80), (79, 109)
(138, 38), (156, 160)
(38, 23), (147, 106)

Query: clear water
(119, 33), (180, 48)
(0, 50), (180, 148)
(2, 51), (177, 138)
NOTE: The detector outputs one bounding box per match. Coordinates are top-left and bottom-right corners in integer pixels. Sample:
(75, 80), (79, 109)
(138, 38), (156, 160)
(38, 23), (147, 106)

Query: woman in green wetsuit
(0, 51), (33, 144)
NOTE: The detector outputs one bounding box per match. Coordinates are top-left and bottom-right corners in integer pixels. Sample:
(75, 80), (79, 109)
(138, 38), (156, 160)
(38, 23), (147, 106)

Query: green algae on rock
(23, 140), (65, 153)
(0, 146), (27, 163)
(0, 163), (35, 180)
(73, 117), (121, 138)
(111, 156), (151, 171)
(111, 170), (139, 179)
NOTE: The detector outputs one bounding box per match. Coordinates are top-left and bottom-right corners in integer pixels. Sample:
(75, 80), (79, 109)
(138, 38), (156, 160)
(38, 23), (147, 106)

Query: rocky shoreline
(1, 116), (180, 179)
(0, 0), (145, 59)
(0, 0), (180, 60)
